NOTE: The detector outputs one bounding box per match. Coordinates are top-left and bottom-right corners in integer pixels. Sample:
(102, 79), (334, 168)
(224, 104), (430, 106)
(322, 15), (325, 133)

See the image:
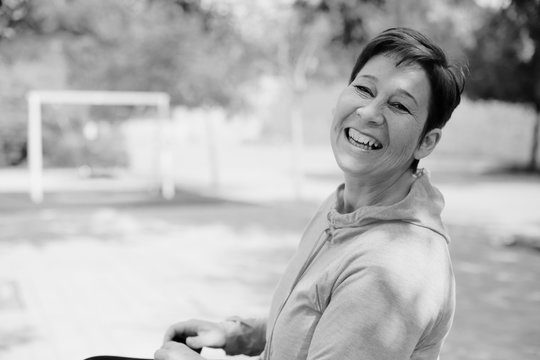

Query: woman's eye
(354, 85), (373, 97)
(390, 102), (410, 113)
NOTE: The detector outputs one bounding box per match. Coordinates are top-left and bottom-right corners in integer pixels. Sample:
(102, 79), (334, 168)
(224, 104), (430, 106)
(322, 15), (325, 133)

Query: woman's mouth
(346, 128), (383, 150)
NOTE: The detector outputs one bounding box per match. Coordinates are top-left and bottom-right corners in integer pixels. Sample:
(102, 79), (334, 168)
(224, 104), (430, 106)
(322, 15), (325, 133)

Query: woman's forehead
(356, 54), (425, 78)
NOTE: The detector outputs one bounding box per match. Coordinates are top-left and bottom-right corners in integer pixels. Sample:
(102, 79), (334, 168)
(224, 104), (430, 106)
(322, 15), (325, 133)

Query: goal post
(27, 90), (174, 203)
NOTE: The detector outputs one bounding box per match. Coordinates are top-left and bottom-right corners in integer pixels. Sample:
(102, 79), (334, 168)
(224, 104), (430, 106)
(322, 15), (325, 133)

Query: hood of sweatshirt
(326, 170), (450, 243)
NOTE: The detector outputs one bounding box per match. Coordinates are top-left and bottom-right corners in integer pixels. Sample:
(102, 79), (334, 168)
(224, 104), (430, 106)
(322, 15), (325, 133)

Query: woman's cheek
(334, 90), (364, 119)
(389, 136), (419, 166)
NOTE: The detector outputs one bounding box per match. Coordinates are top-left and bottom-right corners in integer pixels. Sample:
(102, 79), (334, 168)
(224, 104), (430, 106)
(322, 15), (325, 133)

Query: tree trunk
(290, 90), (304, 199)
(528, 110), (540, 171)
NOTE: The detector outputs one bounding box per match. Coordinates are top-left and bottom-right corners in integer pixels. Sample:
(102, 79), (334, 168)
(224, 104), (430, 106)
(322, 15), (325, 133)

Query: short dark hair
(349, 27), (466, 172)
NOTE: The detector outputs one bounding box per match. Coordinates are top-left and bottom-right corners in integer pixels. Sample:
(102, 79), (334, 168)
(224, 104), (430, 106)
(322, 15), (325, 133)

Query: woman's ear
(414, 128), (442, 160)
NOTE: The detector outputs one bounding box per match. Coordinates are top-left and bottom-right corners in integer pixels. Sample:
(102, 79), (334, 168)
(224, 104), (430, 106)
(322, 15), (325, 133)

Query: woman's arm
(306, 266), (425, 360)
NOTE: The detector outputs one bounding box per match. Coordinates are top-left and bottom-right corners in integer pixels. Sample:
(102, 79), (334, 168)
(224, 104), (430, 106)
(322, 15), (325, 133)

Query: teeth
(347, 128), (382, 150)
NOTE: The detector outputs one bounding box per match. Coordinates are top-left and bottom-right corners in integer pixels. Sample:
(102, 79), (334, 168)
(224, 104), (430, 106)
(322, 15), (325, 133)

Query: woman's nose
(355, 104), (384, 126)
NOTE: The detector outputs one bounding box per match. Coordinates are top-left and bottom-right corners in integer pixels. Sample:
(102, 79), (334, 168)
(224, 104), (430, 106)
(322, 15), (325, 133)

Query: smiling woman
(153, 28), (467, 360)
(331, 54), (434, 211)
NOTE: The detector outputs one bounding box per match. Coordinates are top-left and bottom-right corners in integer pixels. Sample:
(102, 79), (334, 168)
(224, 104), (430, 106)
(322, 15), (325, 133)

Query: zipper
(265, 226), (334, 359)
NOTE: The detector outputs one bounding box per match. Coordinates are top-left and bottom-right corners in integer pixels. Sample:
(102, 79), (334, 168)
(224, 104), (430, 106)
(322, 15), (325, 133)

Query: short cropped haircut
(349, 27), (467, 172)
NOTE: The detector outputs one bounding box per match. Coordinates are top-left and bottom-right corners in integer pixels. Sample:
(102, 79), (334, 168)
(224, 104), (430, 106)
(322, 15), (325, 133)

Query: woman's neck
(341, 170), (415, 213)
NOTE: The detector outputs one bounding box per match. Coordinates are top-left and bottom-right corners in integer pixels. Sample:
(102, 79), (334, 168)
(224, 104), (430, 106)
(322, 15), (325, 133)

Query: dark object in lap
(84, 333), (201, 360)
(85, 357), (152, 360)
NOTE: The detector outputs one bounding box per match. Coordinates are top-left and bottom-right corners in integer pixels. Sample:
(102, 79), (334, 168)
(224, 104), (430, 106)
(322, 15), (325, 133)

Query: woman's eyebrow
(357, 74), (378, 82)
(355, 74), (419, 106)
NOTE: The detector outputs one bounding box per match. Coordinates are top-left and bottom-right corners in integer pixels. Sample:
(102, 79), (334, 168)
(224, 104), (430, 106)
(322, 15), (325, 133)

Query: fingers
(185, 336), (203, 349)
(162, 319), (226, 349)
(163, 326), (176, 344)
(163, 320), (198, 344)
(155, 341), (182, 359)
(154, 347), (168, 360)
(185, 328), (224, 349)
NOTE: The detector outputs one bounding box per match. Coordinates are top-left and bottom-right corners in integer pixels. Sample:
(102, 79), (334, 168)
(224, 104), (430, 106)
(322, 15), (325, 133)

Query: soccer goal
(27, 90), (174, 203)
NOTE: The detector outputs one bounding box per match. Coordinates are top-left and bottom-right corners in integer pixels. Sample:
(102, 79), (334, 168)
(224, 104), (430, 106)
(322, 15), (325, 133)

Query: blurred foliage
(0, 0), (265, 167)
(465, 1), (539, 106)
(286, 0), (479, 87)
(465, 0), (540, 170)
(1, 0), (262, 108)
(286, 0), (384, 84)
(294, 0), (382, 47)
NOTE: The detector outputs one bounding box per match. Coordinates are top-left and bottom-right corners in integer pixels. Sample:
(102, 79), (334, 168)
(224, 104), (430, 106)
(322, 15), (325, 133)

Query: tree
(0, 0), (267, 108)
(0, 0), (266, 166)
(465, 0), (540, 171)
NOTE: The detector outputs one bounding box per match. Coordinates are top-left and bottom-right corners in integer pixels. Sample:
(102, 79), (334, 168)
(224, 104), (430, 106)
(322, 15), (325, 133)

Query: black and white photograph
(0, 1), (539, 360)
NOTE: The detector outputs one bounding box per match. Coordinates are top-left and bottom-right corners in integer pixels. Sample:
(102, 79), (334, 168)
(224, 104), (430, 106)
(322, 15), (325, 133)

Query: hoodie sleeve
(221, 316), (267, 356)
(306, 265), (424, 360)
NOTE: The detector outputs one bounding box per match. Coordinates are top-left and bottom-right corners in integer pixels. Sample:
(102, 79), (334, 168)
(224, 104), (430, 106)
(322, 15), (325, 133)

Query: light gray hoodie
(223, 171), (455, 360)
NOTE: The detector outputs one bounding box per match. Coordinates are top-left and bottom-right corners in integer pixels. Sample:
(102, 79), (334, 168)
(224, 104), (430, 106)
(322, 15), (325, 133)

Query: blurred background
(0, 0), (539, 359)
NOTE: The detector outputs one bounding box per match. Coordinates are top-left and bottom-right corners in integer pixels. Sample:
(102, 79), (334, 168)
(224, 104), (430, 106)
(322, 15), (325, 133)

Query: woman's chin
(335, 157), (374, 178)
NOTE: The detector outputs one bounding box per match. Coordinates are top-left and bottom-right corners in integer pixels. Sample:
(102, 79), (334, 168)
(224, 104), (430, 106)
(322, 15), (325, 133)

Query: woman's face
(330, 54), (432, 180)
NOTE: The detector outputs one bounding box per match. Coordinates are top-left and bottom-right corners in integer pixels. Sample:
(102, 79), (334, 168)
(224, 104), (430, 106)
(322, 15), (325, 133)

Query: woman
(155, 27), (466, 360)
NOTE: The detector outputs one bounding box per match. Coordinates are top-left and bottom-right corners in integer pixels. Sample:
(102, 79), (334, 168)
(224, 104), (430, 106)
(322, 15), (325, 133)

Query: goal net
(27, 90), (174, 203)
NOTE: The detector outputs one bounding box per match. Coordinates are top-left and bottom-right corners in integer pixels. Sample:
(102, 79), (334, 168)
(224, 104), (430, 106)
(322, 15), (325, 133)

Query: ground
(0, 150), (539, 360)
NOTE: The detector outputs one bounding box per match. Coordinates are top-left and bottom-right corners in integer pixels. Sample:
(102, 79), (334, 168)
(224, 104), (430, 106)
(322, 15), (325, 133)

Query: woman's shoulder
(342, 223), (453, 293)
(361, 220), (450, 258)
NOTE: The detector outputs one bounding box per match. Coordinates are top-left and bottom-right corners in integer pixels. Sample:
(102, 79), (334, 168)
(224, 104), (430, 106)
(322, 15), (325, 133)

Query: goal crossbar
(27, 90), (174, 203)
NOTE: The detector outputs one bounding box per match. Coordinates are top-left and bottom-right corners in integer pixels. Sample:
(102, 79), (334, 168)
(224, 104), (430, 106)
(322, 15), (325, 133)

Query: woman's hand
(163, 319), (227, 350)
(154, 341), (204, 360)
